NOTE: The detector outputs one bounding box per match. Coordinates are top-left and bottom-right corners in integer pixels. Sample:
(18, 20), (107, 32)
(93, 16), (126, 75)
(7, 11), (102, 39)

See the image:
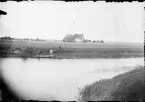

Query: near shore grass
(78, 65), (145, 101)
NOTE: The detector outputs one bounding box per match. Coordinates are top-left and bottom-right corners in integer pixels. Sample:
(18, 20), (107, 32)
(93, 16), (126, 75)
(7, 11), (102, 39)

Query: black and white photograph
(0, 1), (144, 101)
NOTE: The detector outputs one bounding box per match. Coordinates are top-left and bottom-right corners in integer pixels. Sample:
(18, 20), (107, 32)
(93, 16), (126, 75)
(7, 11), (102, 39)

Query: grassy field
(0, 40), (144, 59)
(78, 65), (145, 101)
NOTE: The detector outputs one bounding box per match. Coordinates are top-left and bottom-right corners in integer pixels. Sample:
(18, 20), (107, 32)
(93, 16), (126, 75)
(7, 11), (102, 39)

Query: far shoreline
(0, 40), (144, 60)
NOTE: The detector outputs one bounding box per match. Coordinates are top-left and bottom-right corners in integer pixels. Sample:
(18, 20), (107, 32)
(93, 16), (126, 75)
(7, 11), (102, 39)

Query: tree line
(0, 36), (45, 41)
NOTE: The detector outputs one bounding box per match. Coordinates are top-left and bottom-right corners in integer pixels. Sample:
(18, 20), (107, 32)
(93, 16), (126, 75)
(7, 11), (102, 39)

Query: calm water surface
(0, 58), (144, 101)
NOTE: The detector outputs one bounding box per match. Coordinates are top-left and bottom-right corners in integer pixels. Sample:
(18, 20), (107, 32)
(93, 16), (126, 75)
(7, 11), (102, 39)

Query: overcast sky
(0, 1), (144, 43)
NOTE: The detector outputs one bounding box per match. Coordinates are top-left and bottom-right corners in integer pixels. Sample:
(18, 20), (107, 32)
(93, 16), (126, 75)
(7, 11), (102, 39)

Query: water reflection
(0, 58), (144, 101)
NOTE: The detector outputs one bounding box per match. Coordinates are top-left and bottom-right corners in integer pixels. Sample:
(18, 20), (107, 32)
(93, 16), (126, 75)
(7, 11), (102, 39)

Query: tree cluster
(0, 36), (14, 40)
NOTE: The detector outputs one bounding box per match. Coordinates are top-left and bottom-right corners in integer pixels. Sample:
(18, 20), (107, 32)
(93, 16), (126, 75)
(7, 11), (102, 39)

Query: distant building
(63, 34), (84, 42)
(74, 38), (82, 42)
(73, 34), (84, 42)
(63, 34), (74, 42)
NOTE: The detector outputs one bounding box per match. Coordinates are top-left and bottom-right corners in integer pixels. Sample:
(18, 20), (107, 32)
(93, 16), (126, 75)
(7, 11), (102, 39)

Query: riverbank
(0, 51), (144, 59)
(0, 54), (143, 59)
(78, 65), (145, 101)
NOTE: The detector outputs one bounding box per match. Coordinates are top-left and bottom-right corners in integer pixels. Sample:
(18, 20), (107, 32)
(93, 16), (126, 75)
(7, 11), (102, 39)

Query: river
(0, 58), (144, 101)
